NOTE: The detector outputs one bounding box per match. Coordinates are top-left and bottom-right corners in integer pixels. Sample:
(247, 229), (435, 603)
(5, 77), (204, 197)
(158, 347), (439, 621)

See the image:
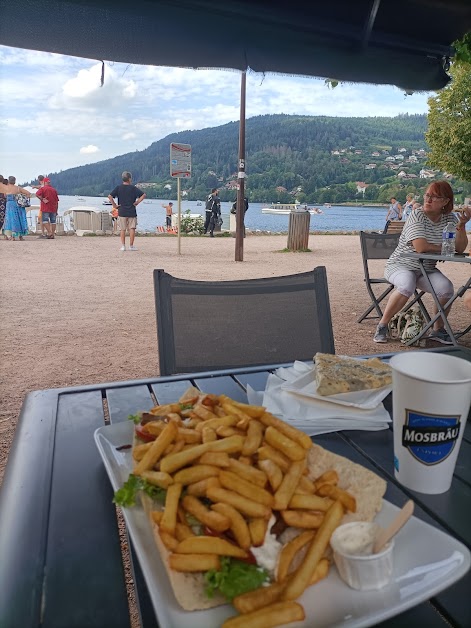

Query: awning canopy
(2, 0), (471, 90)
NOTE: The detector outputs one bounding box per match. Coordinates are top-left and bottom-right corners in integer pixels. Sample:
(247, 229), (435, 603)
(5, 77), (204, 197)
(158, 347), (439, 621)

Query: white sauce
(250, 515), (282, 575)
(332, 522), (376, 556)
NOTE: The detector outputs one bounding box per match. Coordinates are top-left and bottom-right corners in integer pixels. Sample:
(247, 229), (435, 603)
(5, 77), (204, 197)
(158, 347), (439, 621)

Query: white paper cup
(390, 352), (471, 494)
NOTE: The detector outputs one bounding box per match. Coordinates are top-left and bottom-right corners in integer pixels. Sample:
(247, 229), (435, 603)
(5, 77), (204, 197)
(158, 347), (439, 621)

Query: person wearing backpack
(231, 196), (249, 236)
(204, 188), (221, 237)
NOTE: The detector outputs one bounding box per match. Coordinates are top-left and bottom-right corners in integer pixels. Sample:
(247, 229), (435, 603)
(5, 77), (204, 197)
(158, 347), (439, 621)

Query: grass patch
(278, 248), (312, 253)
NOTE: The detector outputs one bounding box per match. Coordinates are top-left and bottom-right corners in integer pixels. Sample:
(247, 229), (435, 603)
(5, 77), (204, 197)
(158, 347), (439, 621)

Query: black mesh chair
(153, 267), (335, 375)
(357, 231), (429, 323)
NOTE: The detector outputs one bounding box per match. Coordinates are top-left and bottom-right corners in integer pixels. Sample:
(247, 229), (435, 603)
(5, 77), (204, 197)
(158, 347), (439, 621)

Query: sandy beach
(1, 233), (470, 483)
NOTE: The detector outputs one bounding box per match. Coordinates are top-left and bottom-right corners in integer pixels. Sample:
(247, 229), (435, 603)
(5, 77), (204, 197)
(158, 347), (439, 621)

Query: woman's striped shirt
(385, 209), (458, 279)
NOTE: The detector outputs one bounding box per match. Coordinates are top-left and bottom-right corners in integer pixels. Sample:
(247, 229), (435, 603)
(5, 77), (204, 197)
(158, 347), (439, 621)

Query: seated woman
(374, 180), (470, 344)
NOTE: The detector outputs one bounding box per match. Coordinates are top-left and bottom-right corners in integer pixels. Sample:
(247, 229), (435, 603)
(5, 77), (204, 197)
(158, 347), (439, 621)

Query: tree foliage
(426, 57), (471, 181)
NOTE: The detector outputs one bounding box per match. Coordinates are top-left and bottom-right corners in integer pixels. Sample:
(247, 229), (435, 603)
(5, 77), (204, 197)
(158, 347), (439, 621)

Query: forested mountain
(37, 113), (469, 204)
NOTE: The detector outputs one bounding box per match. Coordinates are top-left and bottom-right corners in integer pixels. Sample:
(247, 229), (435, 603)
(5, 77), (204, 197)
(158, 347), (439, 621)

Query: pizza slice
(314, 353), (392, 396)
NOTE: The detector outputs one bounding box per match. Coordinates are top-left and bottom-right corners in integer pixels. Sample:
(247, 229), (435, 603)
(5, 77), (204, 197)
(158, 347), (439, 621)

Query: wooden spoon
(373, 500), (414, 554)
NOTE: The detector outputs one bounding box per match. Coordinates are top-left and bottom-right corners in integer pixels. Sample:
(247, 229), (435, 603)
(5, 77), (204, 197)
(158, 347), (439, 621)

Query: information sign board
(170, 143), (191, 178)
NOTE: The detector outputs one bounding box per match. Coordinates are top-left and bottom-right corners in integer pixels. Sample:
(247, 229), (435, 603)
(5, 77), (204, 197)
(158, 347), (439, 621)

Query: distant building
(356, 182), (368, 194)
(365, 163), (377, 170)
(420, 169), (435, 179)
(398, 147), (407, 153)
(385, 156), (395, 162)
(371, 152), (380, 157)
(276, 186), (287, 193)
(394, 155), (404, 161)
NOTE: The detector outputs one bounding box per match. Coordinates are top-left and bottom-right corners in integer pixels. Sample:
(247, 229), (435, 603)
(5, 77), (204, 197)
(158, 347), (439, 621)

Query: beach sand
(1, 233), (470, 482)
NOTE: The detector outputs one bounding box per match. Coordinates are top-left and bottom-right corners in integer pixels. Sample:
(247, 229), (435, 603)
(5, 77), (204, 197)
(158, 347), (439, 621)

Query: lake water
(28, 196), (388, 233)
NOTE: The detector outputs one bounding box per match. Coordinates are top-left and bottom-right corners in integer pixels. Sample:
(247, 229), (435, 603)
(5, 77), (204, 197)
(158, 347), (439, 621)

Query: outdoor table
(400, 252), (471, 346)
(0, 345), (470, 628)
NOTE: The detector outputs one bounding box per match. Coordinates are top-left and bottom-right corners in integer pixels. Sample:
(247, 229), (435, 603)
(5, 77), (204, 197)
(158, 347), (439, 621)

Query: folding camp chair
(153, 267), (335, 375)
(357, 231), (429, 323)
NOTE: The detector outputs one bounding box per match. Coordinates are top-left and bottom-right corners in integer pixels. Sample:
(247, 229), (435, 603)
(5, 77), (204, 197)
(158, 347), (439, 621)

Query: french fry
(202, 427), (217, 443)
(238, 456), (252, 465)
(220, 401), (253, 425)
(198, 452), (230, 467)
(277, 530), (315, 582)
(257, 459), (283, 491)
(222, 601), (305, 628)
(313, 470), (339, 491)
(282, 500), (344, 601)
(160, 483), (183, 535)
(273, 460), (306, 511)
(177, 428), (202, 444)
(212, 503), (252, 550)
(134, 421), (178, 475)
(168, 439), (185, 455)
(186, 476), (221, 497)
(159, 529), (179, 551)
(150, 510), (163, 524)
(227, 458), (268, 487)
(248, 518), (268, 547)
(149, 403), (183, 416)
(169, 553), (220, 572)
(317, 484), (356, 512)
(195, 415), (238, 432)
(232, 580), (285, 614)
(181, 495), (231, 532)
(297, 475), (316, 494)
(207, 486), (271, 519)
(140, 470), (174, 489)
(259, 412), (312, 450)
(192, 404), (219, 421)
(167, 412), (183, 424)
(288, 494), (333, 512)
(230, 400), (266, 419)
(173, 464), (220, 485)
(309, 557), (329, 585)
(140, 421), (166, 436)
(216, 426), (245, 438)
(280, 510), (324, 529)
(175, 535), (248, 558)
(257, 445), (291, 473)
(132, 441), (153, 461)
(264, 426), (306, 462)
(206, 435), (245, 455)
(160, 442), (211, 474)
(242, 420), (264, 456)
(219, 470), (274, 508)
(175, 521), (195, 541)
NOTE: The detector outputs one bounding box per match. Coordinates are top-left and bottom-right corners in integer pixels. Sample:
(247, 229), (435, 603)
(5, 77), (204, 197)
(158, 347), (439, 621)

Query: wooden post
(235, 71), (246, 262)
(287, 211), (310, 250)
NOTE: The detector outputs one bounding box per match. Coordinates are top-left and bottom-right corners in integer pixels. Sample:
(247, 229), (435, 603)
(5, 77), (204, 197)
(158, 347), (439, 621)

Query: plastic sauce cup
(330, 522), (394, 591)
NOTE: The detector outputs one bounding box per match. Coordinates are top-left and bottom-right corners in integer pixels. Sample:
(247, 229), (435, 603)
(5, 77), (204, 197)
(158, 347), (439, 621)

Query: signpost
(170, 142), (191, 254)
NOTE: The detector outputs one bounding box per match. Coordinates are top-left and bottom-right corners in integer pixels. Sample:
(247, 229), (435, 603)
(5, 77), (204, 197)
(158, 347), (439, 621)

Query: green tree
(426, 61), (471, 181)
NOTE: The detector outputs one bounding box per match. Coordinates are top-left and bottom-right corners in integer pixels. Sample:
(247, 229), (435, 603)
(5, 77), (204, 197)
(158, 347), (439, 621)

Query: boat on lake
(102, 200), (112, 206)
(261, 202), (322, 215)
(196, 200), (203, 206)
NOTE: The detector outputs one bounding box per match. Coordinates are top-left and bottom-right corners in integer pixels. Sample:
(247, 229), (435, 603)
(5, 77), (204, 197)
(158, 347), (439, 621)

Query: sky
(0, 45), (433, 184)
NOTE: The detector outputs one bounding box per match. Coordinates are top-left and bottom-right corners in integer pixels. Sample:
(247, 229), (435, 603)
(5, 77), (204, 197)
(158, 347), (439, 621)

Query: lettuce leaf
(205, 557), (269, 601)
(113, 474), (166, 507)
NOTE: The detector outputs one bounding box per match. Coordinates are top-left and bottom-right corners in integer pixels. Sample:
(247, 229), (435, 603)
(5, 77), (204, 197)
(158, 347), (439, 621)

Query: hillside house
(365, 163), (377, 170)
(356, 182), (368, 194)
(420, 169), (436, 179)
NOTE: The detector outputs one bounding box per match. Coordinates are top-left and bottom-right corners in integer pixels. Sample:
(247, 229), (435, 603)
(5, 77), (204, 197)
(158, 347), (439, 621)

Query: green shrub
(180, 210), (205, 235)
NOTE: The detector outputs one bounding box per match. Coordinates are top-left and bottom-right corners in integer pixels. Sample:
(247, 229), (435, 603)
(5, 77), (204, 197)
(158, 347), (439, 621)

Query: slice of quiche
(314, 353), (392, 396)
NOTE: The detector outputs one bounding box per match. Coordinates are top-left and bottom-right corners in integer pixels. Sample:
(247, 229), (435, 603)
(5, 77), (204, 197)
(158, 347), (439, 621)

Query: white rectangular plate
(281, 369), (392, 410)
(95, 421), (470, 628)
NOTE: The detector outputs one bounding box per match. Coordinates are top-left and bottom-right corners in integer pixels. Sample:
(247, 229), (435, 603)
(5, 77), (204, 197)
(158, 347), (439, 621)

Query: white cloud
(80, 145), (99, 154)
(0, 45), (432, 182)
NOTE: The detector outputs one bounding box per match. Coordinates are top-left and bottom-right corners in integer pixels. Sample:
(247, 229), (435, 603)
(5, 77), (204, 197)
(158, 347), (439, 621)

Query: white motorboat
(261, 202), (322, 215)
(102, 200), (112, 206)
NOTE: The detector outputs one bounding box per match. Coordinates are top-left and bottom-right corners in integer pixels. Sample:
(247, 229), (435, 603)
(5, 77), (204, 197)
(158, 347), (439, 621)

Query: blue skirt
(4, 196), (28, 237)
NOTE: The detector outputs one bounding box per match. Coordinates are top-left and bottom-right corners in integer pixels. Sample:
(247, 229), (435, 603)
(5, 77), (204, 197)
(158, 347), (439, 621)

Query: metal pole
(235, 70), (246, 262)
(177, 177), (181, 255)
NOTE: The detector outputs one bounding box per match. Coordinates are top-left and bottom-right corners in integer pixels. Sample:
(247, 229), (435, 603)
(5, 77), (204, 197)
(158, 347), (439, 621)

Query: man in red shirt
(36, 178), (59, 239)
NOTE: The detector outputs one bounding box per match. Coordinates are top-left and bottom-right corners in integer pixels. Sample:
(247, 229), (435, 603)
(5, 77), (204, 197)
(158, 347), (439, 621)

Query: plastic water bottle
(441, 222), (456, 257)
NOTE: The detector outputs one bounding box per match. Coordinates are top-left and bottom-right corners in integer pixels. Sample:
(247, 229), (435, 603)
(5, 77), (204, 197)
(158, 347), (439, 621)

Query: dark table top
(401, 252), (471, 263)
(0, 345), (470, 628)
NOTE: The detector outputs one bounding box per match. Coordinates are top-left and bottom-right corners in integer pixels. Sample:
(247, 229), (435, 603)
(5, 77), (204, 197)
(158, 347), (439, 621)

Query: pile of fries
(131, 391), (357, 628)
